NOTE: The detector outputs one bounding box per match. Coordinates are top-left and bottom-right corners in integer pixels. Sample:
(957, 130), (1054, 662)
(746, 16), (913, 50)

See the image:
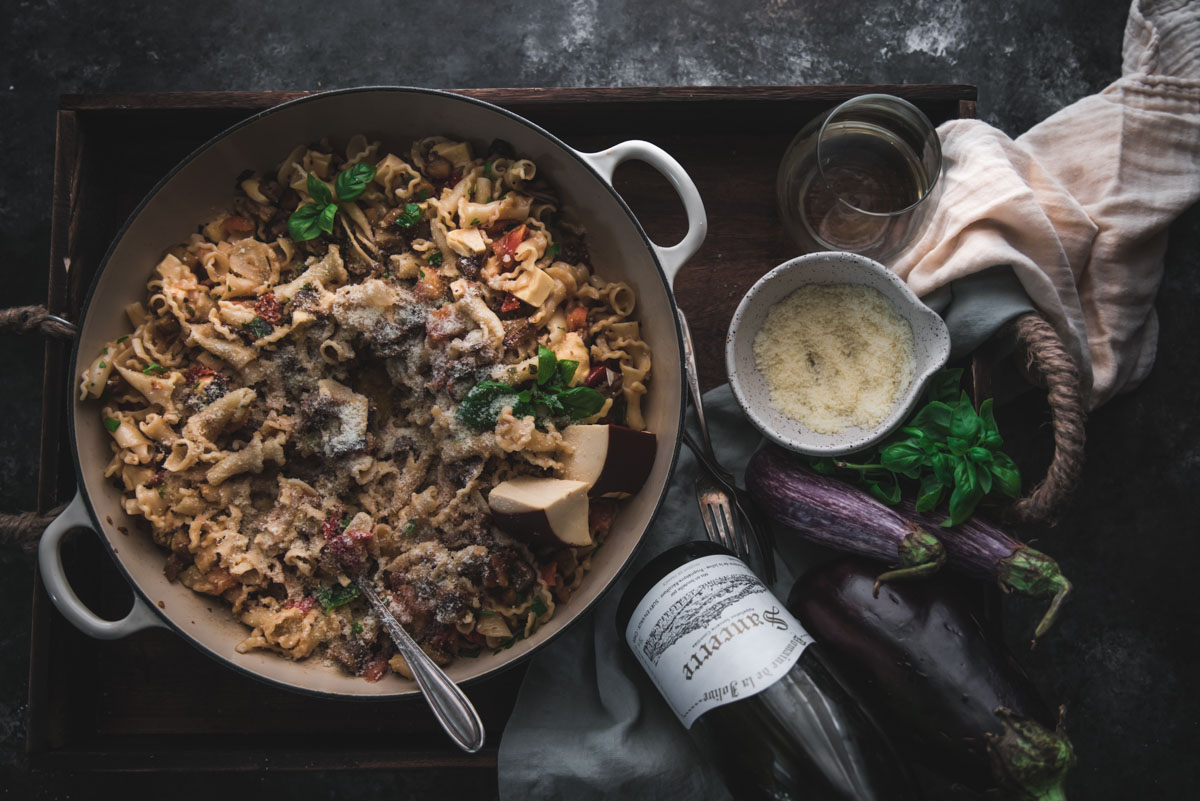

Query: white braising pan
(38, 87), (706, 699)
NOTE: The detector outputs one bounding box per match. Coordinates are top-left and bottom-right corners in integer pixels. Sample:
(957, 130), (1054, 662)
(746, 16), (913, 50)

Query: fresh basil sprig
(457, 346), (606, 430)
(809, 368), (1020, 527)
(288, 163), (377, 242)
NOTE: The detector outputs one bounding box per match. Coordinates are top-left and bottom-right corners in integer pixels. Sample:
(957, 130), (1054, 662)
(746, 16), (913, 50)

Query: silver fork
(694, 456), (740, 554)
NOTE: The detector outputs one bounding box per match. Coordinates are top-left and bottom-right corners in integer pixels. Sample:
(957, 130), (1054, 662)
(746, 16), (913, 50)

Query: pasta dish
(78, 134), (655, 680)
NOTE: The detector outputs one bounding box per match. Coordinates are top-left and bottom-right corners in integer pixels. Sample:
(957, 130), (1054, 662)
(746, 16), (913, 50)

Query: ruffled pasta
(78, 134), (648, 680)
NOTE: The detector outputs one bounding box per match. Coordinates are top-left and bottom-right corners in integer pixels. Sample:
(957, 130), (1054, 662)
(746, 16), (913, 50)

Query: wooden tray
(29, 85), (977, 773)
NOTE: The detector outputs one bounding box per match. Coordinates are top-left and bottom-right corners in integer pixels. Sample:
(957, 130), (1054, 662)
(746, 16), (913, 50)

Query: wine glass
(776, 94), (943, 264)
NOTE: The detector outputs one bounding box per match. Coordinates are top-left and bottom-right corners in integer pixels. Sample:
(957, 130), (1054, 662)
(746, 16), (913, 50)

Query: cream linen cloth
(894, 0), (1200, 409)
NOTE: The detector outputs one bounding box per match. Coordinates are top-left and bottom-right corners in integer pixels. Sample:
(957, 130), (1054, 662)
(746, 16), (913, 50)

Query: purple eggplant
(746, 445), (945, 587)
(790, 557), (1074, 800)
(897, 499), (1072, 642)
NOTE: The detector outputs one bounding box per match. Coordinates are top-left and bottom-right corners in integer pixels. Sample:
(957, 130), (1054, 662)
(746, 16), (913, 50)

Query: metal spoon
(357, 578), (486, 753)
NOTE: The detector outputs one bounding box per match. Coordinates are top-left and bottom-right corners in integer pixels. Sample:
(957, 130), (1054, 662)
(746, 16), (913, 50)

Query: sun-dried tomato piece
(499, 293), (521, 313)
(566, 305), (588, 333)
(283, 596), (317, 613)
(182, 365), (217, 383)
(254, 292), (282, 324)
(326, 528), (373, 572)
(492, 223), (527, 266)
(220, 216), (255, 237)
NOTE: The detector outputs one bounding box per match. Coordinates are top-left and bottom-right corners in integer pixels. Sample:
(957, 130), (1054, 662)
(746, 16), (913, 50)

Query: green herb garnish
(547, 242), (560, 258)
(242, 316), (274, 340)
(416, 188), (430, 201)
(477, 609), (496, 616)
(142, 363), (166, 376)
(393, 202), (422, 229)
(351, 621), (363, 635)
(116, 335), (129, 343)
(483, 161), (493, 178)
(103, 417), (121, 433)
(456, 346), (604, 430)
(427, 251), (443, 266)
(810, 369), (1020, 527)
(97, 361), (106, 369)
(404, 520), (417, 535)
(470, 218), (480, 226)
(287, 164), (378, 242)
(315, 583), (361, 613)
(531, 597), (548, 617)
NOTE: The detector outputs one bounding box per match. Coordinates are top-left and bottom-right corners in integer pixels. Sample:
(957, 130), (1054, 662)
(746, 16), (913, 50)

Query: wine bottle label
(624, 553), (813, 728)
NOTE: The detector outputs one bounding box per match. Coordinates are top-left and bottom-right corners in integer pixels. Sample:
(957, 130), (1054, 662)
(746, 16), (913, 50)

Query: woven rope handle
(0, 505), (68, 553)
(0, 304), (75, 550)
(0, 304), (74, 339)
(1009, 312), (1087, 525)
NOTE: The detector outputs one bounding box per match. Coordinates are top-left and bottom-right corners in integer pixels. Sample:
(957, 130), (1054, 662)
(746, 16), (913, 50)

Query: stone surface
(2, 0), (1194, 798)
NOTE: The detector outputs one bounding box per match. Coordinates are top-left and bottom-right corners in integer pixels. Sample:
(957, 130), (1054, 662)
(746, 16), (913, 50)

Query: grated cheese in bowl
(752, 284), (916, 434)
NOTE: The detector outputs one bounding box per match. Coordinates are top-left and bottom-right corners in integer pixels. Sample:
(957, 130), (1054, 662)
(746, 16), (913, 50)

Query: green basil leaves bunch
(288, 162), (377, 242)
(457, 346), (606, 430)
(810, 368), (1021, 527)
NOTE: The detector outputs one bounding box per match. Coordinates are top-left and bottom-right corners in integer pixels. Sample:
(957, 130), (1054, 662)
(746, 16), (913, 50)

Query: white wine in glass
(777, 95), (942, 264)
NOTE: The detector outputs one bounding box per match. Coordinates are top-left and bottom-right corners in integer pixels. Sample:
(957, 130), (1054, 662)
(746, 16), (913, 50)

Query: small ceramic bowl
(726, 251), (950, 456)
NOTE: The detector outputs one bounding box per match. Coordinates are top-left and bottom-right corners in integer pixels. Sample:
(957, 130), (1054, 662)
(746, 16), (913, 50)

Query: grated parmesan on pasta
(752, 284), (915, 434)
(78, 134), (654, 681)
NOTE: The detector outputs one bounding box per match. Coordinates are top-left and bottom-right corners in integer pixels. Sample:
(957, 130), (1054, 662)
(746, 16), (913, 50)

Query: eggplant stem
(873, 530), (946, 596)
(986, 707), (1075, 801)
(996, 547), (1074, 642)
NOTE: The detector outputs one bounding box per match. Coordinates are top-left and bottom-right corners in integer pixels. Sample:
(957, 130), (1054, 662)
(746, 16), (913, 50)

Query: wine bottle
(617, 541), (920, 801)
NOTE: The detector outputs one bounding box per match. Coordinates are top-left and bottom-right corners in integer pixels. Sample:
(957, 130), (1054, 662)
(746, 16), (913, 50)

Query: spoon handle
(677, 309), (730, 480)
(358, 579), (486, 753)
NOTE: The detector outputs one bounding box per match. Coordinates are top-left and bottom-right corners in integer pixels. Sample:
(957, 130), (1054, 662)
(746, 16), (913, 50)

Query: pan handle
(38, 492), (167, 639)
(575, 140), (707, 289)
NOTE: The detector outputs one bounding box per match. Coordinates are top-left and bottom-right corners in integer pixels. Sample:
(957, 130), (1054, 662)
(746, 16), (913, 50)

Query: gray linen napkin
(499, 386), (780, 801)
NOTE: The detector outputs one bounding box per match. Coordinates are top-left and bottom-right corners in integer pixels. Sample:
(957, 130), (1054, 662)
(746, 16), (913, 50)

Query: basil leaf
(915, 473), (943, 513)
(142, 363), (166, 375)
(307, 172), (332, 206)
(394, 202), (422, 228)
(953, 457), (978, 495)
(537, 346), (557, 386)
(316, 583), (361, 612)
(103, 417), (121, 433)
(931, 453), (953, 485)
(880, 441), (925, 477)
(558, 386), (607, 419)
(991, 462), (1021, 498)
(540, 391), (565, 415)
(288, 203), (325, 241)
(949, 394), (982, 442)
(978, 464), (994, 494)
(530, 597), (548, 617)
(456, 381), (518, 430)
(943, 483), (984, 527)
(967, 446), (994, 465)
(335, 162), (376, 202)
(317, 203), (338, 235)
(557, 359), (579, 387)
(925, 368), (963, 405)
(911, 401), (952, 439)
(808, 457), (837, 475)
(947, 436), (970, 456)
(427, 251), (443, 266)
(867, 475), (901, 505)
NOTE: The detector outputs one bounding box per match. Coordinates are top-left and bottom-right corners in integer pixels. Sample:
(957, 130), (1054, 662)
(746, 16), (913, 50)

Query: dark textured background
(3, 0), (1196, 798)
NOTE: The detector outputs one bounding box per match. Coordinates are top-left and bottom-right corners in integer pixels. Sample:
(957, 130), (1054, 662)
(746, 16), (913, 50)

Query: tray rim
(29, 83), (978, 772)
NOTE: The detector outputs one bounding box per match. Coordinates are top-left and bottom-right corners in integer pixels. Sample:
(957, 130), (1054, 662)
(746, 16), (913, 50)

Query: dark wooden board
(30, 85), (977, 772)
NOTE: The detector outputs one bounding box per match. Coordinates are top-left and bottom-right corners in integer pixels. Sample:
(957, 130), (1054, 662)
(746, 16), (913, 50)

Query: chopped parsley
(315, 583), (361, 612)
(103, 417), (121, 433)
(242, 316), (274, 340)
(393, 202), (422, 229)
